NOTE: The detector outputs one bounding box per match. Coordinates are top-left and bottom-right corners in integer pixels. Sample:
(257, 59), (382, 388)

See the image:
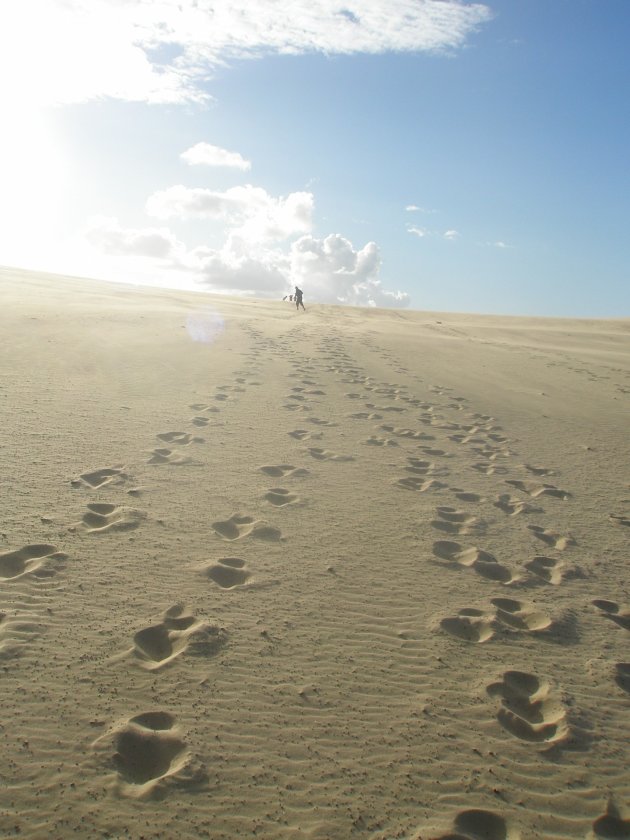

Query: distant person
(294, 286), (305, 311)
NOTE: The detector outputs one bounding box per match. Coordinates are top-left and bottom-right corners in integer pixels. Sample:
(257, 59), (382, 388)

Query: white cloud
(407, 225), (427, 238)
(192, 240), (290, 294)
(146, 184), (313, 242)
(0, 1), (492, 109)
(85, 216), (186, 259)
(289, 234), (410, 307)
(181, 142), (251, 170)
(493, 240), (508, 248)
(84, 216), (409, 307)
(443, 229), (460, 240)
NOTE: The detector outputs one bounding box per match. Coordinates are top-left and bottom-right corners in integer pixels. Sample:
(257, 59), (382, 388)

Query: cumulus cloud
(84, 216), (186, 259)
(1, 1), (492, 109)
(146, 184), (313, 242)
(191, 238), (289, 294)
(180, 142), (251, 170)
(85, 214), (410, 307)
(289, 234), (410, 308)
(407, 225), (427, 238)
(443, 229), (460, 240)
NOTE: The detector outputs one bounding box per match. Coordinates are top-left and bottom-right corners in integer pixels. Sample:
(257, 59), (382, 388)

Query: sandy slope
(1, 266), (629, 839)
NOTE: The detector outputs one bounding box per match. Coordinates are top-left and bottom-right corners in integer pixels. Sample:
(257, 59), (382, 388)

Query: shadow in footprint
(487, 670), (568, 744)
(93, 711), (206, 799)
(203, 558), (251, 589)
(592, 599), (630, 631)
(0, 544), (66, 582)
(130, 605), (226, 670)
(433, 541), (515, 584)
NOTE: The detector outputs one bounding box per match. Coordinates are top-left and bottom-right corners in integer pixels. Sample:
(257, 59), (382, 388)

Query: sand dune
(1, 266), (629, 838)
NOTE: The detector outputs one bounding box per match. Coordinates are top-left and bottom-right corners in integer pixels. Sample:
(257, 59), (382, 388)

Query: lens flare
(185, 309), (225, 344)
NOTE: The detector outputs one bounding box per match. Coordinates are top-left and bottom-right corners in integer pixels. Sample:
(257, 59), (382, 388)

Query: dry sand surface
(1, 266), (629, 840)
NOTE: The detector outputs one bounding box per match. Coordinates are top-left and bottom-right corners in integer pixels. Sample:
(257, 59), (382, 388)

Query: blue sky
(1, 0), (628, 315)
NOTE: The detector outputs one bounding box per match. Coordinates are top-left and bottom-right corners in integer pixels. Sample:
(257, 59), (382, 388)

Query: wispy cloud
(443, 229), (460, 240)
(405, 204), (437, 214)
(181, 143), (251, 170)
(1, 1), (492, 109)
(407, 225), (428, 238)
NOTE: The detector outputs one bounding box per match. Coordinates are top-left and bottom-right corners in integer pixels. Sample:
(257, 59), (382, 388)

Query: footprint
(405, 459), (447, 476)
(471, 461), (508, 476)
(148, 448), (193, 465)
(493, 494), (542, 516)
(524, 463), (555, 476)
(216, 384), (245, 393)
(0, 544), (66, 581)
(592, 801), (630, 839)
(491, 597), (553, 632)
(307, 447), (354, 462)
(614, 664), (630, 694)
(80, 503), (145, 533)
(284, 402), (312, 412)
(0, 609), (46, 658)
(191, 416), (210, 427)
(431, 512), (485, 536)
(308, 417), (336, 426)
(432, 541), (515, 584)
(189, 403), (220, 414)
(439, 608), (495, 643)
(289, 429), (322, 441)
(506, 480), (570, 500)
(487, 670), (569, 743)
(365, 402), (405, 413)
(93, 712), (204, 799)
(523, 555), (565, 585)
(265, 488), (298, 506)
(419, 446), (451, 458)
(71, 466), (128, 489)
(212, 515), (283, 542)
(129, 605), (226, 669)
(592, 599), (630, 631)
(364, 436), (398, 447)
(429, 808), (516, 840)
(348, 412), (383, 420)
(527, 524), (575, 550)
(379, 425), (434, 441)
(259, 464), (309, 478)
(454, 491), (484, 503)
(156, 431), (202, 445)
(609, 514), (630, 528)
(396, 477), (447, 492)
(431, 507), (483, 536)
(202, 558), (252, 589)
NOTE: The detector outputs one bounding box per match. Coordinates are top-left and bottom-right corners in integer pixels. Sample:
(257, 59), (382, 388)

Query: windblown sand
(1, 267), (629, 839)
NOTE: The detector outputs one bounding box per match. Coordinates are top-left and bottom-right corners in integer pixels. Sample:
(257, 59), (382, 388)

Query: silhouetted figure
(294, 286), (305, 310)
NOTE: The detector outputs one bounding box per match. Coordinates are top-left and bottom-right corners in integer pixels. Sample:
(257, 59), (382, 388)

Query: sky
(1, 0), (629, 316)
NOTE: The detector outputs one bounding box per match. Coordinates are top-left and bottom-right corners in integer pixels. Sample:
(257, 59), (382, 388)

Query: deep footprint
(202, 558), (251, 589)
(487, 670), (568, 743)
(131, 605), (226, 669)
(0, 544), (66, 581)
